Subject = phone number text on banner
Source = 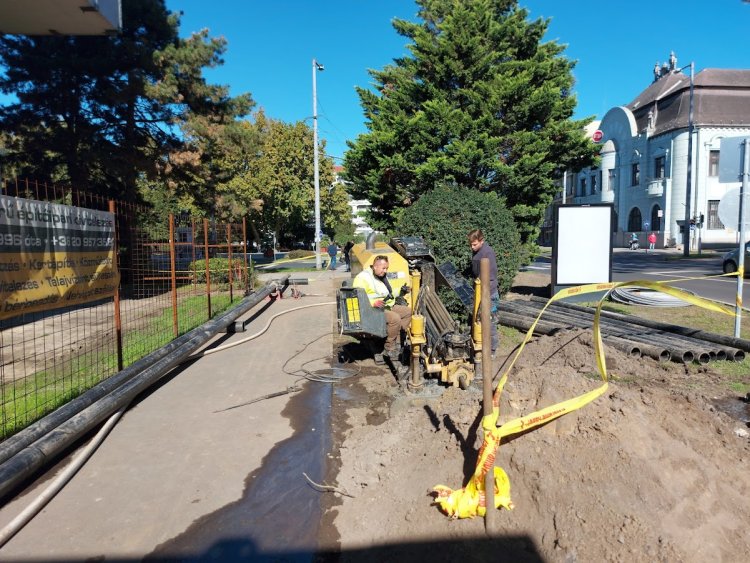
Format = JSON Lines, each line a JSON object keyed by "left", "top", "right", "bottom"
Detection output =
{"left": 0, "top": 195, "right": 120, "bottom": 320}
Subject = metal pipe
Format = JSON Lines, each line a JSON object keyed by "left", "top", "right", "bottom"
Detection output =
{"left": 0, "top": 276, "right": 289, "bottom": 491}
{"left": 532, "top": 296, "right": 750, "bottom": 353}
{"left": 170, "top": 213, "right": 178, "bottom": 337}
{"left": 499, "top": 310, "right": 646, "bottom": 359}
{"left": 512, "top": 300, "right": 726, "bottom": 362}
{"left": 109, "top": 200, "right": 123, "bottom": 372}
{"left": 500, "top": 302, "right": 683, "bottom": 362}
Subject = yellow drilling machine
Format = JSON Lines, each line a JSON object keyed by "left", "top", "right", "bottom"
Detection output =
{"left": 337, "top": 235, "right": 487, "bottom": 391}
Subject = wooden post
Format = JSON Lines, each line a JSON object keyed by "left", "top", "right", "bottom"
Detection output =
{"left": 480, "top": 257, "right": 496, "bottom": 531}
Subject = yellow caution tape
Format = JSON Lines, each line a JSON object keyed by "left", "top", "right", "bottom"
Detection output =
{"left": 433, "top": 274, "right": 738, "bottom": 519}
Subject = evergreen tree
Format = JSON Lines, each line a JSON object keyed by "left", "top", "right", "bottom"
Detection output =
{"left": 0, "top": 0, "right": 252, "bottom": 201}
{"left": 344, "top": 0, "right": 598, "bottom": 243}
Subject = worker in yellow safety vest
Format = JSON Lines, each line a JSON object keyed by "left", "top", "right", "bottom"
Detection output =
{"left": 353, "top": 254, "right": 411, "bottom": 364}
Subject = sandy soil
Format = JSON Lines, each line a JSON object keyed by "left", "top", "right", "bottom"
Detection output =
{"left": 322, "top": 272, "right": 750, "bottom": 562}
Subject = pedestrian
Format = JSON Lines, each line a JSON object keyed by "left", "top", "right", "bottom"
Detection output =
{"left": 327, "top": 240, "right": 339, "bottom": 270}
{"left": 353, "top": 255, "right": 411, "bottom": 365}
{"left": 343, "top": 240, "right": 354, "bottom": 272}
{"left": 648, "top": 232, "right": 657, "bottom": 251}
{"left": 468, "top": 229, "right": 499, "bottom": 358}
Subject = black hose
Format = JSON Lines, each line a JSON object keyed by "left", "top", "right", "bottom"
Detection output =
{"left": 0, "top": 275, "right": 289, "bottom": 501}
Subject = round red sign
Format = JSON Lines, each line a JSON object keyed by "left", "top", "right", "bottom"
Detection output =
{"left": 592, "top": 130, "right": 603, "bottom": 143}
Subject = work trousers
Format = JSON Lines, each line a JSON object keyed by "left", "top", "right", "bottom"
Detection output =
{"left": 384, "top": 304, "right": 412, "bottom": 351}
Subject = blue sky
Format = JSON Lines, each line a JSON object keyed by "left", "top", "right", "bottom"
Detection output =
{"left": 168, "top": 1, "right": 750, "bottom": 162}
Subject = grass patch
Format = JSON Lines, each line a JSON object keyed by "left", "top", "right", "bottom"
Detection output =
{"left": 663, "top": 251, "right": 721, "bottom": 261}
{"left": 1, "top": 292, "right": 240, "bottom": 439}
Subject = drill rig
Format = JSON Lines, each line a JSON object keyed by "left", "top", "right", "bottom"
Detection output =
{"left": 337, "top": 235, "right": 486, "bottom": 390}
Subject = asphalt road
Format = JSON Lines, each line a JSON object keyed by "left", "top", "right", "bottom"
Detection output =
{"left": 526, "top": 248, "right": 749, "bottom": 309}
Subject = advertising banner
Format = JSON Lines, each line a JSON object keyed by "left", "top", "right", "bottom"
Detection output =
{"left": 0, "top": 195, "right": 120, "bottom": 320}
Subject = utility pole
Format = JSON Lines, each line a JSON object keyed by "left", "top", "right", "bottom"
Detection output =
{"left": 734, "top": 139, "right": 749, "bottom": 337}
{"left": 682, "top": 62, "right": 695, "bottom": 257}
{"left": 312, "top": 59, "right": 324, "bottom": 270}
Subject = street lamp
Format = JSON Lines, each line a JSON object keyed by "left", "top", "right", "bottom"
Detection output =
{"left": 682, "top": 61, "right": 695, "bottom": 257}
{"left": 312, "top": 58, "right": 324, "bottom": 270}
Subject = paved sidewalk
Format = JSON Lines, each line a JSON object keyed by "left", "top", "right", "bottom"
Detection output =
{"left": 0, "top": 270, "right": 351, "bottom": 561}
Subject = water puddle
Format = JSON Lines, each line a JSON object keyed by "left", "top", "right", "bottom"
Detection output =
{"left": 712, "top": 394, "right": 750, "bottom": 427}
{"left": 146, "top": 381, "right": 332, "bottom": 562}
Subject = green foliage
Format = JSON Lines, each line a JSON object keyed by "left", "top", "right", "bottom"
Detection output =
{"left": 218, "top": 111, "right": 339, "bottom": 246}
{"left": 396, "top": 185, "right": 521, "bottom": 296}
{"left": 0, "top": 0, "right": 252, "bottom": 201}
{"left": 190, "top": 257, "right": 253, "bottom": 286}
{"left": 343, "top": 0, "right": 599, "bottom": 243}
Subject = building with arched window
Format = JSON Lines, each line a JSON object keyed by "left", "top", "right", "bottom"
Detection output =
{"left": 547, "top": 54, "right": 750, "bottom": 249}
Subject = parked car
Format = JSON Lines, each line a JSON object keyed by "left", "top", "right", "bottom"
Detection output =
{"left": 722, "top": 242, "right": 750, "bottom": 274}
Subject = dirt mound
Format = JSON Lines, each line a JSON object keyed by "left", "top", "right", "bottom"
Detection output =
{"left": 325, "top": 327, "right": 750, "bottom": 562}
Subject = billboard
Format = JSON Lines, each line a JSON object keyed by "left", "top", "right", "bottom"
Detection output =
{"left": 551, "top": 204, "right": 613, "bottom": 296}
{"left": 0, "top": 195, "right": 120, "bottom": 321}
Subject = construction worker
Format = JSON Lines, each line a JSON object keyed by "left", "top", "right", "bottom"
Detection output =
{"left": 353, "top": 255, "right": 411, "bottom": 364}
{"left": 468, "top": 228, "right": 499, "bottom": 358}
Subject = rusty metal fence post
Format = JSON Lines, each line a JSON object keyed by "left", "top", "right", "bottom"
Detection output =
{"left": 242, "top": 218, "right": 249, "bottom": 294}
{"left": 169, "top": 214, "right": 178, "bottom": 338}
{"left": 109, "top": 200, "right": 123, "bottom": 371}
{"left": 203, "top": 218, "right": 211, "bottom": 319}
{"left": 227, "top": 224, "right": 233, "bottom": 303}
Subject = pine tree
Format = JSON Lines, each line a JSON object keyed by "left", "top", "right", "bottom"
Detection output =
{"left": 0, "top": 0, "right": 251, "bottom": 201}
{"left": 344, "top": 0, "right": 598, "bottom": 243}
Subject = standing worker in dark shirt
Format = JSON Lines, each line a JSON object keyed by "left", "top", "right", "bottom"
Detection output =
{"left": 343, "top": 240, "right": 354, "bottom": 272}
{"left": 468, "top": 229, "right": 499, "bottom": 357}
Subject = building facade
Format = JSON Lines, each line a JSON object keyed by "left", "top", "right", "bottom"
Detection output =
{"left": 549, "top": 55, "right": 750, "bottom": 249}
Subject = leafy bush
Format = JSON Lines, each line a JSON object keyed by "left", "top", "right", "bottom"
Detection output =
{"left": 190, "top": 257, "right": 254, "bottom": 286}
{"left": 288, "top": 249, "right": 315, "bottom": 259}
{"left": 395, "top": 185, "right": 522, "bottom": 297}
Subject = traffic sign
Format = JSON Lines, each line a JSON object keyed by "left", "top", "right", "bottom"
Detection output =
{"left": 592, "top": 130, "right": 603, "bottom": 143}
{"left": 719, "top": 136, "right": 750, "bottom": 183}
{"left": 643, "top": 221, "right": 650, "bottom": 230}
{"left": 718, "top": 187, "right": 750, "bottom": 231}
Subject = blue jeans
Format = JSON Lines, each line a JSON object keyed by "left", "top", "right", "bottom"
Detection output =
{"left": 477, "top": 293, "right": 500, "bottom": 351}
{"left": 328, "top": 254, "right": 337, "bottom": 269}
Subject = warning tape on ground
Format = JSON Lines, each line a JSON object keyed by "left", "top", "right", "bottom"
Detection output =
{"left": 433, "top": 274, "right": 738, "bottom": 519}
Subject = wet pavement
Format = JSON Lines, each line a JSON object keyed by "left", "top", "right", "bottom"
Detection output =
{"left": 0, "top": 267, "right": 352, "bottom": 561}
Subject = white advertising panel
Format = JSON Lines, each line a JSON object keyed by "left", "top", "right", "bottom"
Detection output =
{"left": 553, "top": 205, "right": 612, "bottom": 286}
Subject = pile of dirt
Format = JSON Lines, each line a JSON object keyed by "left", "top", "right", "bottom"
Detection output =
{"left": 322, "top": 275, "right": 750, "bottom": 562}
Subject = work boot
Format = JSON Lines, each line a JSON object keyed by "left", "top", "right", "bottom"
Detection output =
{"left": 385, "top": 346, "right": 401, "bottom": 361}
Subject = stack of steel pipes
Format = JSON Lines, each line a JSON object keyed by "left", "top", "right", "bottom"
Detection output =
{"left": 498, "top": 297, "right": 748, "bottom": 365}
